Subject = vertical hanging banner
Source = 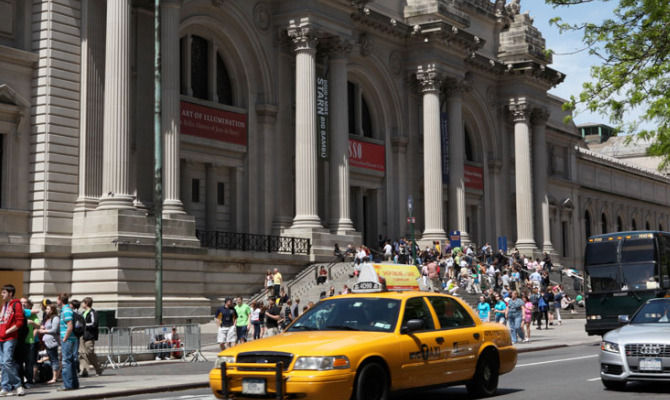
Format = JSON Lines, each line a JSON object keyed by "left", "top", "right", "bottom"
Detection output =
{"left": 316, "top": 75, "right": 329, "bottom": 159}
{"left": 440, "top": 112, "right": 449, "bottom": 183}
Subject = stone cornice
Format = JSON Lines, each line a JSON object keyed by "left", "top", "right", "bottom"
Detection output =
{"left": 0, "top": 45, "right": 38, "bottom": 69}
{"left": 576, "top": 146, "right": 670, "bottom": 184}
{"left": 350, "top": 6, "right": 412, "bottom": 39}
{"left": 502, "top": 61, "right": 565, "bottom": 89}
{"left": 412, "top": 21, "right": 485, "bottom": 55}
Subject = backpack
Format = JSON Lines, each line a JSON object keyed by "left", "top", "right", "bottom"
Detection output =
{"left": 73, "top": 312, "right": 86, "bottom": 337}
{"left": 538, "top": 296, "right": 548, "bottom": 311}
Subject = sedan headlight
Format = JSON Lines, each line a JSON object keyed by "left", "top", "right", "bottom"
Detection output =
{"left": 601, "top": 341, "right": 620, "bottom": 353}
{"left": 293, "top": 356, "right": 350, "bottom": 370}
{"left": 587, "top": 315, "right": 602, "bottom": 320}
{"left": 214, "top": 355, "right": 235, "bottom": 368}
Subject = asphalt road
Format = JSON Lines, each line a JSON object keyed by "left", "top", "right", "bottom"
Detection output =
{"left": 120, "top": 343, "right": 670, "bottom": 400}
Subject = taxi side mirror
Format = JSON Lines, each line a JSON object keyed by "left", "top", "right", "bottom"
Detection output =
{"left": 402, "top": 319, "right": 424, "bottom": 334}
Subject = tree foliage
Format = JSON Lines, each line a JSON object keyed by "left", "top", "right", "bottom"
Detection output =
{"left": 546, "top": 0, "right": 670, "bottom": 167}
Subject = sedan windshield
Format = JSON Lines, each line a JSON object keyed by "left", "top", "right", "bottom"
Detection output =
{"left": 631, "top": 299, "right": 670, "bottom": 324}
{"left": 287, "top": 298, "right": 401, "bottom": 333}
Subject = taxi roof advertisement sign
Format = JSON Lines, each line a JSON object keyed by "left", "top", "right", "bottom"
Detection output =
{"left": 372, "top": 263, "right": 420, "bottom": 290}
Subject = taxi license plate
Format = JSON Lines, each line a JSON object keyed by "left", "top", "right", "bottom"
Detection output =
{"left": 242, "top": 378, "right": 266, "bottom": 395}
{"left": 639, "top": 358, "right": 662, "bottom": 371}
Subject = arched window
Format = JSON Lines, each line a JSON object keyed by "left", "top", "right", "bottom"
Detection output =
{"left": 659, "top": 224, "right": 663, "bottom": 232}
{"left": 585, "top": 211, "right": 591, "bottom": 237}
{"left": 190, "top": 35, "right": 209, "bottom": 100}
{"left": 181, "top": 35, "right": 235, "bottom": 106}
{"left": 465, "top": 127, "right": 474, "bottom": 162}
{"left": 601, "top": 213, "right": 607, "bottom": 234}
{"left": 347, "top": 81, "right": 375, "bottom": 138}
{"left": 216, "top": 54, "right": 233, "bottom": 106}
{"left": 645, "top": 221, "right": 651, "bottom": 230}
{"left": 632, "top": 219, "right": 637, "bottom": 230}
{"left": 616, "top": 216, "right": 623, "bottom": 232}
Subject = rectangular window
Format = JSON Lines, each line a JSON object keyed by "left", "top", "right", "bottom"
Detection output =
{"left": 217, "top": 182, "right": 225, "bottom": 205}
{"left": 562, "top": 221, "right": 568, "bottom": 257}
{"left": 191, "top": 178, "right": 200, "bottom": 203}
{"left": 0, "top": 135, "right": 3, "bottom": 208}
{"left": 347, "top": 81, "right": 356, "bottom": 134}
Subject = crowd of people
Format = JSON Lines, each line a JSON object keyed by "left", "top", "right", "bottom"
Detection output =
{"left": 0, "top": 284, "right": 104, "bottom": 396}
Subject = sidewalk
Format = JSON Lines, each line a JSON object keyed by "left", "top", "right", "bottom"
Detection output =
{"left": 25, "top": 320, "right": 595, "bottom": 399}
{"left": 510, "top": 318, "right": 600, "bottom": 353}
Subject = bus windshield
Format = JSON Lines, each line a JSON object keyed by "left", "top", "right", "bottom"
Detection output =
{"left": 621, "top": 262, "right": 659, "bottom": 291}
{"left": 587, "top": 265, "right": 619, "bottom": 292}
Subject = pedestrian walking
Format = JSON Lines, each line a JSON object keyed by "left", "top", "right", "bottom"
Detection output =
{"left": 234, "top": 298, "right": 251, "bottom": 344}
{"left": 79, "top": 297, "right": 103, "bottom": 377}
{"left": 250, "top": 301, "right": 262, "bottom": 340}
{"left": 0, "top": 284, "right": 26, "bottom": 396}
{"left": 493, "top": 294, "right": 507, "bottom": 324}
{"left": 477, "top": 296, "right": 490, "bottom": 322}
{"left": 37, "top": 303, "right": 60, "bottom": 384}
{"left": 57, "top": 293, "right": 79, "bottom": 391}
{"left": 264, "top": 297, "right": 281, "bottom": 337}
{"left": 505, "top": 291, "right": 525, "bottom": 344}
{"left": 522, "top": 294, "right": 533, "bottom": 342}
{"left": 17, "top": 298, "right": 39, "bottom": 389}
{"left": 215, "top": 299, "right": 237, "bottom": 350}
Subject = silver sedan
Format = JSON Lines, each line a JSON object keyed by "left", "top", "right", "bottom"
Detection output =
{"left": 599, "top": 298, "right": 670, "bottom": 390}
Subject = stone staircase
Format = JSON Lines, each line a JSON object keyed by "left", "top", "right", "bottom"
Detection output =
{"left": 249, "top": 259, "right": 358, "bottom": 305}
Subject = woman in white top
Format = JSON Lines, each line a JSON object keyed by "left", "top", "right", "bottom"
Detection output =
{"left": 37, "top": 304, "right": 60, "bottom": 384}
{"left": 250, "top": 301, "right": 262, "bottom": 340}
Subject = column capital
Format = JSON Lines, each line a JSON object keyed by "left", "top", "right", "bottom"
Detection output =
{"left": 416, "top": 64, "right": 442, "bottom": 94}
{"left": 321, "top": 37, "right": 353, "bottom": 59}
{"left": 288, "top": 18, "right": 318, "bottom": 53}
{"left": 444, "top": 78, "right": 470, "bottom": 100}
{"left": 531, "top": 107, "right": 550, "bottom": 126}
{"left": 509, "top": 97, "right": 530, "bottom": 123}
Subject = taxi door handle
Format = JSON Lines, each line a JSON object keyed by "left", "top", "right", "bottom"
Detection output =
{"left": 473, "top": 333, "right": 480, "bottom": 340}
{"left": 436, "top": 337, "right": 444, "bottom": 344}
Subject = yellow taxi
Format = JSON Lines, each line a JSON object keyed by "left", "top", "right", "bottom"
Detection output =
{"left": 209, "top": 284, "right": 516, "bottom": 399}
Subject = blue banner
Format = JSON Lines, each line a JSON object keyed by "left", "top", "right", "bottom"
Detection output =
{"left": 449, "top": 231, "right": 461, "bottom": 250}
{"left": 440, "top": 112, "right": 449, "bottom": 183}
{"left": 497, "top": 236, "right": 508, "bottom": 253}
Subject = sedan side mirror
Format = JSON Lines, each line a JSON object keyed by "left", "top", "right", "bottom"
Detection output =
{"left": 402, "top": 319, "right": 425, "bottom": 334}
{"left": 617, "top": 314, "right": 630, "bottom": 324}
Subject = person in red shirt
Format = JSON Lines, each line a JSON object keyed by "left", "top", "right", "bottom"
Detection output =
{"left": 0, "top": 284, "right": 26, "bottom": 396}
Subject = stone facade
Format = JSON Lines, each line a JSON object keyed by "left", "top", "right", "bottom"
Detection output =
{"left": 1, "top": 0, "right": 669, "bottom": 323}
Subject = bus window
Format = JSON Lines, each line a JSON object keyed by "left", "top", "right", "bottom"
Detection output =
{"left": 621, "top": 263, "right": 659, "bottom": 291}
{"left": 585, "top": 241, "right": 618, "bottom": 265}
{"left": 621, "top": 238, "right": 655, "bottom": 263}
{"left": 661, "top": 235, "right": 670, "bottom": 288}
{"left": 586, "top": 265, "right": 619, "bottom": 292}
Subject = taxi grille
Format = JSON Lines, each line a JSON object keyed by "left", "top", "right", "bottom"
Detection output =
{"left": 236, "top": 351, "right": 293, "bottom": 371}
{"left": 625, "top": 344, "right": 670, "bottom": 358}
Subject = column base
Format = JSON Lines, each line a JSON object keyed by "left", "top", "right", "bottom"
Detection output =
{"left": 514, "top": 240, "right": 538, "bottom": 258}
{"left": 289, "top": 214, "right": 323, "bottom": 230}
{"left": 163, "top": 199, "right": 186, "bottom": 215}
{"left": 271, "top": 216, "right": 293, "bottom": 236}
{"left": 97, "top": 194, "right": 135, "bottom": 210}
{"left": 74, "top": 196, "right": 99, "bottom": 212}
{"left": 542, "top": 242, "right": 555, "bottom": 255}
{"left": 422, "top": 229, "right": 447, "bottom": 241}
{"left": 328, "top": 218, "right": 356, "bottom": 235}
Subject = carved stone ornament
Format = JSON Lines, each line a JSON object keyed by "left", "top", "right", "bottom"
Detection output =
{"left": 531, "top": 107, "right": 550, "bottom": 125}
{"left": 506, "top": 0, "right": 521, "bottom": 16}
{"left": 416, "top": 64, "right": 441, "bottom": 94}
{"left": 358, "top": 32, "right": 372, "bottom": 57}
{"left": 253, "top": 2, "right": 271, "bottom": 32}
{"left": 389, "top": 51, "right": 402, "bottom": 76}
{"left": 509, "top": 97, "right": 529, "bottom": 123}
{"left": 211, "top": 0, "right": 224, "bottom": 7}
{"left": 288, "top": 19, "right": 318, "bottom": 52}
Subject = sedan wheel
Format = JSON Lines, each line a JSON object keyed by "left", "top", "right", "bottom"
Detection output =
{"left": 466, "top": 353, "right": 499, "bottom": 398}
{"left": 353, "top": 362, "right": 388, "bottom": 400}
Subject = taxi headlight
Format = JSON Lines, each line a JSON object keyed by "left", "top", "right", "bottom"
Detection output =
{"left": 587, "top": 315, "right": 602, "bottom": 320}
{"left": 214, "top": 356, "right": 235, "bottom": 369}
{"left": 293, "top": 356, "right": 350, "bottom": 370}
{"left": 601, "top": 341, "right": 620, "bottom": 354}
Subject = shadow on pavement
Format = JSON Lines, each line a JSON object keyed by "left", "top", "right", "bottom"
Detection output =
{"left": 392, "top": 387, "right": 523, "bottom": 399}
{"left": 607, "top": 381, "right": 670, "bottom": 395}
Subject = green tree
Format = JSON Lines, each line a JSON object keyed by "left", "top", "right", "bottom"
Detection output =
{"left": 546, "top": 0, "right": 670, "bottom": 167}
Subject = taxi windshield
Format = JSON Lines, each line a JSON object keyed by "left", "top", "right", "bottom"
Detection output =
{"left": 287, "top": 298, "right": 401, "bottom": 333}
{"left": 631, "top": 300, "right": 670, "bottom": 324}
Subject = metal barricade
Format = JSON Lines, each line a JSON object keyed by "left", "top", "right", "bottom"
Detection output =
{"left": 110, "top": 327, "right": 136, "bottom": 367}
{"left": 96, "top": 327, "right": 118, "bottom": 370}
{"left": 127, "top": 324, "right": 207, "bottom": 364}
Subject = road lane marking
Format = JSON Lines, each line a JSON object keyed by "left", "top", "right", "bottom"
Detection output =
{"left": 587, "top": 377, "right": 601, "bottom": 381}
{"left": 517, "top": 354, "right": 598, "bottom": 367}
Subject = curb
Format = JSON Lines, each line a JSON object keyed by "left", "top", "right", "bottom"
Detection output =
{"left": 57, "top": 380, "right": 210, "bottom": 400}
{"left": 517, "top": 340, "right": 600, "bottom": 354}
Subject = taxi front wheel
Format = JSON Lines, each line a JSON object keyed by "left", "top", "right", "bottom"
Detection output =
{"left": 466, "top": 352, "right": 499, "bottom": 398}
{"left": 352, "top": 362, "right": 389, "bottom": 400}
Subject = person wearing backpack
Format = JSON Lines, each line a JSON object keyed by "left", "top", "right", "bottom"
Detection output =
{"left": 79, "top": 297, "right": 102, "bottom": 377}
{"left": 537, "top": 290, "right": 550, "bottom": 330}
{"left": 0, "top": 284, "right": 26, "bottom": 396}
{"left": 529, "top": 287, "right": 542, "bottom": 330}
{"left": 57, "top": 293, "right": 79, "bottom": 391}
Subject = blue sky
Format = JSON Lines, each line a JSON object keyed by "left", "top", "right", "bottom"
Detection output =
{"left": 525, "top": 1, "right": 625, "bottom": 127}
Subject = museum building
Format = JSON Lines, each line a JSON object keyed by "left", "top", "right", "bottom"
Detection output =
{"left": 1, "top": 0, "right": 670, "bottom": 323}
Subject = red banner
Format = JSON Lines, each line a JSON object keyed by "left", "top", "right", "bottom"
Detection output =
{"left": 348, "top": 139, "right": 385, "bottom": 172}
{"left": 464, "top": 165, "right": 484, "bottom": 190}
{"left": 180, "top": 101, "right": 247, "bottom": 146}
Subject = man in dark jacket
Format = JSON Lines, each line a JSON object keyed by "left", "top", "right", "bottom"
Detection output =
{"left": 0, "top": 284, "right": 26, "bottom": 396}
{"left": 78, "top": 297, "right": 102, "bottom": 377}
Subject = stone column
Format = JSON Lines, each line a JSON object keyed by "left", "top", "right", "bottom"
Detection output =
{"left": 233, "top": 167, "right": 245, "bottom": 232}
{"left": 99, "top": 0, "right": 133, "bottom": 209}
{"left": 509, "top": 98, "right": 537, "bottom": 254}
{"left": 416, "top": 65, "right": 446, "bottom": 241}
{"left": 161, "top": 0, "right": 185, "bottom": 214}
{"left": 76, "top": 0, "right": 105, "bottom": 211}
{"left": 532, "top": 108, "right": 554, "bottom": 253}
{"left": 287, "top": 19, "right": 322, "bottom": 230}
{"left": 445, "top": 82, "right": 469, "bottom": 243}
{"left": 328, "top": 43, "right": 355, "bottom": 234}
{"left": 205, "top": 163, "right": 217, "bottom": 232}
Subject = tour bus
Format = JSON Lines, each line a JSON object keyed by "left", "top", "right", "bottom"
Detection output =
{"left": 584, "top": 231, "right": 670, "bottom": 336}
